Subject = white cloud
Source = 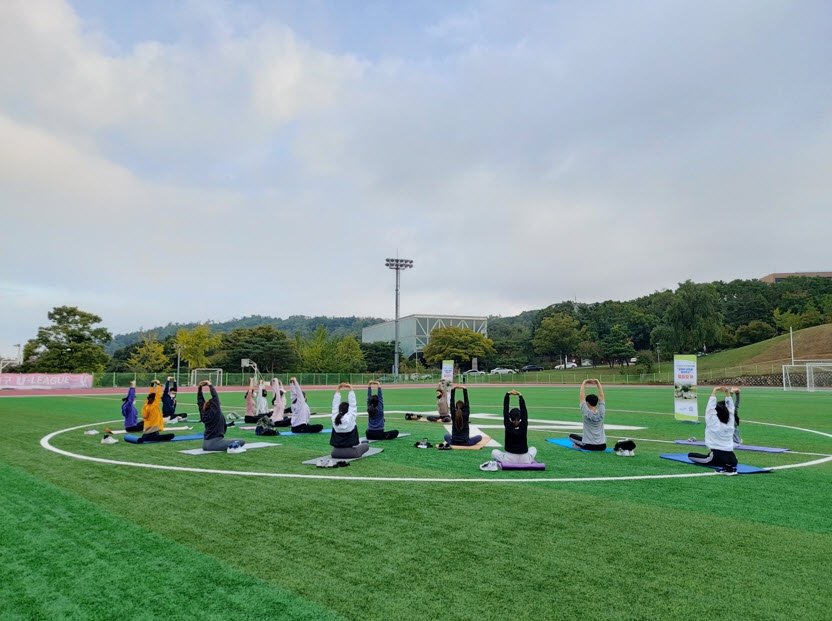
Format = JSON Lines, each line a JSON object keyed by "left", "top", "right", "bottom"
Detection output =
{"left": 1, "top": 0, "right": 831, "bottom": 347}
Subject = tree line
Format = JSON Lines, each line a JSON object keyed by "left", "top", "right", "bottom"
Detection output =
{"left": 11, "top": 277, "right": 832, "bottom": 375}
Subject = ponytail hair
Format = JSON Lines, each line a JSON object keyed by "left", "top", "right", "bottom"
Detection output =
{"left": 146, "top": 392, "right": 156, "bottom": 405}
{"left": 715, "top": 401, "right": 730, "bottom": 424}
{"left": 336, "top": 401, "right": 349, "bottom": 425}
{"left": 367, "top": 404, "right": 378, "bottom": 418}
{"left": 455, "top": 400, "right": 464, "bottom": 429}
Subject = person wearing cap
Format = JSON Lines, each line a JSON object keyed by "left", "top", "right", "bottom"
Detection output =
{"left": 491, "top": 390, "right": 537, "bottom": 464}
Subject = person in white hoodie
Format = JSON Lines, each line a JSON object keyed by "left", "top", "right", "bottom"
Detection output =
{"left": 255, "top": 379, "right": 270, "bottom": 417}
{"left": 289, "top": 377, "right": 324, "bottom": 433}
{"left": 687, "top": 385, "right": 738, "bottom": 474}
{"left": 330, "top": 382, "right": 370, "bottom": 459}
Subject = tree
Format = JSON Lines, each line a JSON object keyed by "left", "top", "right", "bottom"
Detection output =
{"left": 175, "top": 325, "right": 221, "bottom": 369}
{"left": 650, "top": 325, "right": 675, "bottom": 356}
{"left": 127, "top": 336, "right": 171, "bottom": 372}
{"left": 665, "top": 280, "right": 722, "bottom": 352}
{"left": 799, "top": 302, "right": 824, "bottom": 329}
{"left": 772, "top": 308, "right": 801, "bottom": 334}
{"left": 532, "top": 313, "right": 584, "bottom": 364}
{"left": 295, "top": 326, "right": 336, "bottom": 373}
{"left": 215, "top": 325, "right": 298, "bottom": 373}
{"left": 600, "top": 325, "right": 637, "bottom": 367}
{"left": 22, "top": 306, "right": 112, "bottom": 372}
{"left": 334, "top": 336, "right": 366, "bottom": 373}
{"left": 633, "top": 350, "right": 655, "bottom": 374}
{"left": 423, "top": 327, "right": 496, "bottom": 366}
{"left": 360, "top": 341, "right": 395, "bottom": 373}
{"left": 734, "top": 321, "right": 776, "bottom": 347}
{"left": 576, "top": 340, "right": 602, "bottom": 367}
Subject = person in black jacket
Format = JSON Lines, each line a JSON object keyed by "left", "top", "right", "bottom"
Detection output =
{"left": 442, "top": 386, "right": 482, "bottom": 446}
{"left": 330, "top": 382, "right": 370, "bottom": 459}
{"left": 198, "top": 381, "right": 245, "bottom": 452}
{"left": 491, "top": 390, "right": 537, "bottom": 464}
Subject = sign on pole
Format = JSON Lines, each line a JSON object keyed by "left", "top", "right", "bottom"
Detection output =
{"left": 441, "top": 360, "right": 454, "bottom": 383}
{"left": 673, "top": 355, "right": 698, "bottom": 422}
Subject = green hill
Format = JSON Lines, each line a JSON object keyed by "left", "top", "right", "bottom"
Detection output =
{"left": 698, "top": 323, "right": 832, "bottom": 373}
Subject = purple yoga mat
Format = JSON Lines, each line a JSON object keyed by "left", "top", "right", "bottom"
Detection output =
{"left": 498, "top": 461, "right": 546, "bottom": 470}
{"left": 674, "top": 440, "right": 789, "bottom": 453}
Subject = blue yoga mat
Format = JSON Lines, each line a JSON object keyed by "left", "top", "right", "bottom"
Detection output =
{"left": 124, "top": 433, "right": 204, "bottom": 444}
{"left": 660, "top": 453, "right": 771, "bottom": 474}
{"left": 546, "top": 438, "right": 613, "bottom": 453}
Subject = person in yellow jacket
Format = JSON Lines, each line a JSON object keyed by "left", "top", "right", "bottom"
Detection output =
{"left": 139, "top": 380, "right": 175, "bottom": 443}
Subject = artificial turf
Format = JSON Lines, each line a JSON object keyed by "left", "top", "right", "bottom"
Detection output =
{"left": 1, "top": 386, "right": 831, "bottom": 620}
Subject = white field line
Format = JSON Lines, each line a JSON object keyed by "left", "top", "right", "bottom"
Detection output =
{"left": 40, "top": 417, "right": 832, "bottom": 483}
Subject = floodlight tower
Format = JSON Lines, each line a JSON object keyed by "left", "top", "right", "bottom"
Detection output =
{"left": 385, "top": 257, "right": 414, "bottom": 376}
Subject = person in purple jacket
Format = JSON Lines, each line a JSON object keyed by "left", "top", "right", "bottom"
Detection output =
{"left": 121, "top": 381, "right": 143, "bottom": 432}
{"left": 365, "top": 380, "right": 399, "bottom": 440}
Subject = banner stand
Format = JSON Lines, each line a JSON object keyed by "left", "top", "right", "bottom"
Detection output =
{"left": 673, "top": 355, "right": 699, "bottom": 423}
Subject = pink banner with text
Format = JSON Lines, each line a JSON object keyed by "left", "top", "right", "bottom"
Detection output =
{"left": 0, "top": 373, "right": 94, "bottom": 390}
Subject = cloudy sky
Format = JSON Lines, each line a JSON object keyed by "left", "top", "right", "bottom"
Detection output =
{"left": 1, "top": 0, "right": 831, "bottom": 353}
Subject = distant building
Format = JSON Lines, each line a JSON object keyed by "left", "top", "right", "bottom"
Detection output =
{"left": 362, "top": 314, "right": 488, "bottom": 358}
{"left": 759, "top": 272, "right": 832, "bottom": 284}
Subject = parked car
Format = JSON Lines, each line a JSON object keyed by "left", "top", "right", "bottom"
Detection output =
{"left": 521, "top": 365, "right": 544, "bottom": 372}
{"left": 554, "top": 362, "right": 578, "bottom": 370}
{"left": 407, "top": 373, "right": 433, "bottom": 380}
{"left": 377, "top": 376, "right": 395, "bottom": 383}
{"left": 463, "top": 370, "right": 486, "bottom": 376}
{"left": 489, "top": 367, "right": 516, "bottom": 375}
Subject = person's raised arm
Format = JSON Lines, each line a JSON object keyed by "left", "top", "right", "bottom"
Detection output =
{"left": 580, "top": 379, "right": 587, "bottom": 404}
{"left": 462, "top": 387, "right": 469, "bottom": 408}
{"left": 208, "top": 383, "right": 220, "bottom": 407}
{"left": 164, "top": 378, "right": 171, "bottom": 396}
{"left": 595, "top": 379, "right": 605, "bottom": 403}
{"left": 348, "top": 389, "right": 357, "bottom": 415}
{"left": 332, "top": 388, "right": 342, "bottom": 415}
{"left": 450, "top": 387, "right": 456, "bottom": 405}
{"left": 519, "top": 394, "right": 527, "bottom": 421}
{"left": 503, "top": 392, "right": 511, "bottom": 422}
{"left": 197, "top": 381, "right": 206, "bottom": 409}
{"left": 377, "top": 386, "right": 383, "bottom": 411}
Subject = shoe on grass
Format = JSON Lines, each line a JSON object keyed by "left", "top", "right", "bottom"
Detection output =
{"left": 84, "top": 429, "right": 99, "bottom": 435}
{"left": 718, "top": 466, "right": 737, "bottom": 476}
{"left": 100, "top": 435, "right": 118, "bottom": 445}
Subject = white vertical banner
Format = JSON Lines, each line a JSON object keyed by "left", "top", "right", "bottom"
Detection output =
{"left": 673, "top": 355, "right": 698, "bottom": 422}
{"left": 441, "top": 360, "right": 454, "bottom": 383}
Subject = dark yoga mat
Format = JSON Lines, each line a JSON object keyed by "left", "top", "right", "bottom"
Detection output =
{"left": 660, "top": 453, "right": 771, "bottom": 474}
{"left": 124, "top": 433, "right": 204, "bottom": 444}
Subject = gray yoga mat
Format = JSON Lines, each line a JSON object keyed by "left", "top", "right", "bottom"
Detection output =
{"left": 302, "top": 446, "right": 384, "bottom": 466}
{"left": 178, "top": 442, "right": 280, "bottom": 455}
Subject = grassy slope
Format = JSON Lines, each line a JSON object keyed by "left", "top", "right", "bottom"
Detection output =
{"left": 699, "top": 322, "right": 832, "bottom": 371}
{"left": 1, "top": 387, "right": 832, "bottom": 620}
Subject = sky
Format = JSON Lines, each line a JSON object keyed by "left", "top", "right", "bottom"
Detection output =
{"left": 2, "top": 0, "right": 831, "bottom": 355}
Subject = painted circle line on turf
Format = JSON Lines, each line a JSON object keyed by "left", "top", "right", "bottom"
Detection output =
{"left": 40, "top": 418, "right": 832, "bottom": 483}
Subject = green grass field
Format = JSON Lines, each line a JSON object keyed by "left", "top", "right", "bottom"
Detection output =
{"left": 2, "top": 386, "right": 831, "bottom": 620}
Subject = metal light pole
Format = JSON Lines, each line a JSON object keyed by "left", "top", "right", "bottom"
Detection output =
{"left": 656, "top": 344, "right": 661, "bottom": 374}
{"left": 385, "top": 257, "right": 413, "bottom": 376}
{"left": 14, "top": 344, "right": 21, "bottom": 364}
{"left": 175, "top": 344, "right": 183, "bottom": 386}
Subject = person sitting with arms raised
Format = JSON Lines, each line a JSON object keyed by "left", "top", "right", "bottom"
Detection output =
{"left": 443, "top": 386, "right": 482, "bottom": 446}
{"left": 198, "top": 380, "right": 245, "bottom": 452}
{"left": 289, "top": 377, "right": 324, "bottom": 433}
{"left": 121, "top": 381, "right": 143, "bottom": 432}
{"left": 492, "top": 390, "right": 537, "bottom": 464}
{"left": 569, "top": 379, "right": 607, "bottom": 451}
{"left": 688, "top": 386, "right": 738, "bottom": 474}
{"left": 366, "top": 380, "right": 399, "bottom": 440}
{"left": 162, "top": 376, "right": 186, "bottom": 424}
{"left": 255, "top": 378, "right": 270, "bottom": 418}
{"left": 330, "top": 382, "right": 370, "bottom": 459}
{"left": 243, "top": 378, "right": 261, "bottom": 423}
{"left": 270, "top": 378, "right": 292, "bottom": 427}
{"left": 138, "top": 379, "right": 174, "bottom": 443}
{"left": 425, "top": 384, "right": 452, "bottom": 423}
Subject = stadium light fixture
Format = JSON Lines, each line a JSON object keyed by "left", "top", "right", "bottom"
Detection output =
{"left": 385, "top": 257, "right": 414, "bottom": 376}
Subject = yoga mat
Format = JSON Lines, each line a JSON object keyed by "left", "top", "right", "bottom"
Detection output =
{"left": 660, "top": 453, "right": 771, "bottom": 474}
{"left": 498, "top": 461, "right": 546, "bottom": 471}
{"left": 674, "top": 440, "right": 789, "bottom": 453}
{"left": 178, "top": 442, "right": 280, "bottom": 455}
{"left": 302, "top": 446, "right": 384, "bottom": 466}
{"left": 238, "top": 426, "right": 332, "bottom": 435}
{"left": 443, "top": 424, "right": 501, "bottom": 448}
{"left": 450, "top": 435, "right": 493, "bottom": 450}
{"left": 359, "top": 432, "right": 411, "bottom": 443}
{"left": 124, "top": 433, "right": 204, "bottom": 444}
{"left": 546, "top": 438, "right": 613, "bottom": 453}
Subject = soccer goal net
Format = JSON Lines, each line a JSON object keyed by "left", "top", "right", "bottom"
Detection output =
{"left": 782, "top": 363, "right": 832, "bottom": 392}
{"left": 189, "top": 368, "right": 224, "bottom": 387}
